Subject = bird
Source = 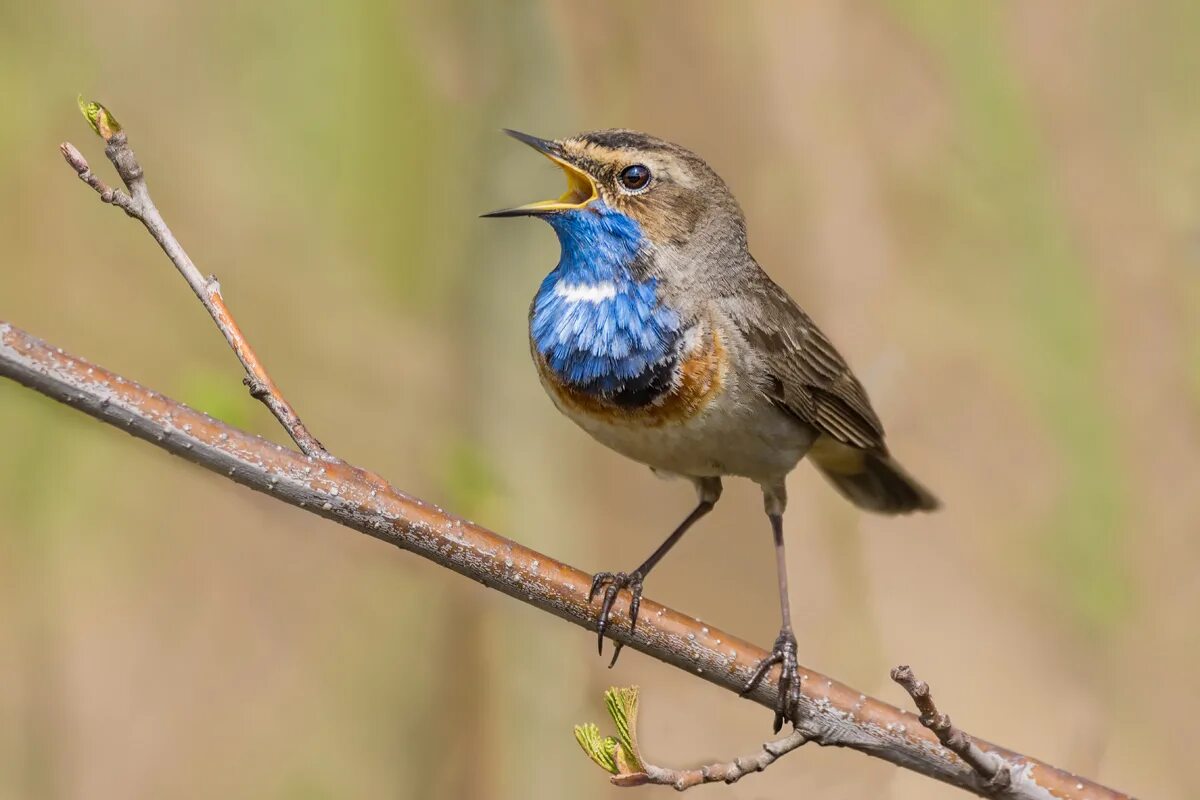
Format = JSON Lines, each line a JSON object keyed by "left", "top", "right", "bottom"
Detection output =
{"left": 485, "top": 128, "right": 939, "bottom": 732}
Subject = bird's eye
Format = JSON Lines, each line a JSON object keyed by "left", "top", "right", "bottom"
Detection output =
{"left": 618, "top": 164, "right": 651, "bottom": 192}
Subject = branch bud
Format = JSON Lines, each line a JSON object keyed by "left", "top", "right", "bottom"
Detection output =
{"left": 77, "top": 96, "right": 123, "bottom": 142}
{"left": 59, "top": 142, "right": 89, "bottom": 174}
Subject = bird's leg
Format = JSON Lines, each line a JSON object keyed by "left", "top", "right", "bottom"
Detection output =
{"left": 589, "top": 500, "right": 712, "bottom": 667}
{"left": 742, "top": 486, "right": 802, "bottom": 732}
{"left": 590, "top": 477, "right": 721, "bottom": 667}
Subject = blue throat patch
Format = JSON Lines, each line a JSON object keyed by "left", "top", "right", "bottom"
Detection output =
{"left": 530, "top": 203, "right": 682, "bottom": 404}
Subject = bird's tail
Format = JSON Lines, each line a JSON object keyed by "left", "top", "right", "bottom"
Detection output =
{"left": 808, "top": 437, "right": 939, "bottom": 515}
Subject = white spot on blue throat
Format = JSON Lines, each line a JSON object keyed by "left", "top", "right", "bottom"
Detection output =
{"left": 554, "top": 281, "right": 617, "bottom": 303}
{"left": 530, "top": 203, "right": 681, "bottom": 395}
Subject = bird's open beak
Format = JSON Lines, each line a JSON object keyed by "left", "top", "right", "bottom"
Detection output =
{"left": 482, "top": 129, "right": 598, "bottom": 218}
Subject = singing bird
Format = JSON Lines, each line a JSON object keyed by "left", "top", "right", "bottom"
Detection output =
{"left": 485, "top": 129, "right": 938, "bottom": 731}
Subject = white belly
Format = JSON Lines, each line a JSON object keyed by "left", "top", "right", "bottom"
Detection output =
{"left": 558, "top": 385, "right": 814, "bottom": 483}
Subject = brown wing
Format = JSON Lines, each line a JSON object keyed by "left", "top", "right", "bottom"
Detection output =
{"left": 737, "top": 277, "right": 886, "bottom": 451}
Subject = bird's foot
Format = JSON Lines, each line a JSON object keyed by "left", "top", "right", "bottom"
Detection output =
{"left": 587, "top": 570, "right": 645, "bottom": 668}
{"left": 741, "top": 627, "right": 802, "bottom": 733}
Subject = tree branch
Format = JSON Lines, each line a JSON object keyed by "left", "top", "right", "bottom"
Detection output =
{"left": 0, "top": 102, "right": 1133, "bottom": 797}
{"left": 574, "top": 684, "right": 811, "bottom": 790}
{"left": 618, "top": 728, "right": 810, "bottom": 790}
{"left": 0, "top": 321, "right": 1131, "bottom": 800}
{"left": 61, "top": 100, "right": 329, "bottom": 460}
{"left": 892, "top": 665, "right": 1013, "bottom": 794}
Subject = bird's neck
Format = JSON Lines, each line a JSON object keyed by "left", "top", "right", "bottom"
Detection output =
{"left": 531, "top": 205, "right": 681, "bottom": 400}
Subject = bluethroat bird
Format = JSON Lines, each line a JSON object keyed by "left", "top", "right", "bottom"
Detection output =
{"left": 485, "top": 129, "right": 939, "bottom": 732}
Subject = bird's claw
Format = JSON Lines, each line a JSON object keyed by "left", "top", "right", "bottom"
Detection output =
{"left": 741, "top": 628, "right": 802, "bottom": 733}
{"left": 587, "top": 570, "right": 644, "bottom": 668}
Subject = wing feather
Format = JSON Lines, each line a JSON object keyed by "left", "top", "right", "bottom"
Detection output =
{"left": 736, "top": 277, "right": 886, "bottom": 451}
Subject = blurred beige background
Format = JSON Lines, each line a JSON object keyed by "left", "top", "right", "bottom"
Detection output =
{"left": 2, "top": 1, "right": 1198, "bottom": 798}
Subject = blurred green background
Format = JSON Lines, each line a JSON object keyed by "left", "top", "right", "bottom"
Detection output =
{"left": 2, "top": 1, "right": 1198, "bottom": 798}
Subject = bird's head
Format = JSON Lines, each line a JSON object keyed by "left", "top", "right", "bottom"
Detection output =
{"left": 484, "top": 129, "right": 746, "bottom": 254}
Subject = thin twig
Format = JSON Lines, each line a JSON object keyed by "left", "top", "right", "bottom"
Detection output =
{"left": 0, "top": 321, "right": 1132, "bottom": 800}
{"left": 892, "top": 665, "right": 1014, "bottom": 794}
{"left": 615, "top": 728, "right": 809, "bottom": 790}
{"left": 59, "top": 124, "right": 331, "bottom": 460}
